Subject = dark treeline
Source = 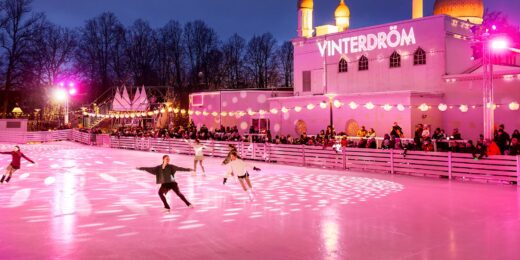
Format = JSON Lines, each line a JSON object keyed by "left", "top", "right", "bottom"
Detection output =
{"left": 0, "top": 0, "right": 294, "bottom": 115}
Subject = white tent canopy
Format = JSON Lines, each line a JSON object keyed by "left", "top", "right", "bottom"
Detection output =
{"left": 111, "top": 85, "right": 149, "bottom": 112}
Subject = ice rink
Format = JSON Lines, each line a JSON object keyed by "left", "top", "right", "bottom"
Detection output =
{"left": 0, "top": 142, "right": 519, "bottom": 259}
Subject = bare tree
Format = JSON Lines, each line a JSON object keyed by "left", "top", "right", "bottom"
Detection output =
{"left": 278, "top": 41, "right": 293, "bottom": 88}
{"left": 245, "top": 33, "right": 279, "bottom": 89}
{"left": 222, "top": 34, "right": 246, "bottom": 89}
{"left": 75, "top": 12, "right": 126, "bottom": 100}
{"left": 126, "top": 19, "right": 157, "bottom": 86}
{"left": 183, "top": 20, "right": 219, "bottom": 90}
{"left": 0, "top": 0, "right": 45, "bottom": 116}
{"left": 156, "top": 20, "right": 185, "bottom": 89}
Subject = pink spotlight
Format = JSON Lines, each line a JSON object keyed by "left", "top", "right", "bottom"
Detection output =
{"left": 491, "top": 38, "right": 509, "bottom": 51}
{"left": 59, "top": 82, "right": 65, "bottom": 87}
{"left": 68, "top": 82, "right": 75, "bottom": 87}
{"left": 68, "top": 88, "right": 77, "bottom": 95}
{"left": 491, "top": 25, "right": 497, "bottom": 31}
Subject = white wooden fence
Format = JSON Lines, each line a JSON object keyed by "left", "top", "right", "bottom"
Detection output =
{"left": 0, "top": 130, "right": 72, "bottom": 144}
{"left": 1, "top": 129, "right": 518, "bottom": 185}
{"left": 100, "top": 134, "right": 520, "bottom": 184}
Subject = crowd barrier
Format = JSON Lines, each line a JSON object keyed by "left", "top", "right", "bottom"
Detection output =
{"left": 0, "top": 130, "right": 72, "bottom": 144}
{"left": 87, "top": 132, "right": 519, "bottom": 185}
{"left": 1, "top": 129, "right": 518, "bottom": 185}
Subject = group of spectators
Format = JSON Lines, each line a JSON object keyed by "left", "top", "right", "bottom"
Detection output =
{"left": 100, "top": 121, "right": 520, "bottom": 157}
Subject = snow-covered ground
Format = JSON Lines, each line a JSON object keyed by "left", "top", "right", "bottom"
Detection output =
{"left": 0, "top": 142, "right": 519, "bottom": 259}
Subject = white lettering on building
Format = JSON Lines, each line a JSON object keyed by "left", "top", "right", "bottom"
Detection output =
{"left": 317, "top": 26, "right": 416, "bottom": 57}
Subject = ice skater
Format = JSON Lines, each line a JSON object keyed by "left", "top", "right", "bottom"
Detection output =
{"left": 136, "top": 155, "right": 194, "bottom": 212}
{"left": 1, "top": 145, "right": 35, "bottom": 184}
{"left": 184, "top": 139, "right": 208, "bottom": 176}
{"left": 223, "top": 151, "right": 261, "bottom": 199}
{"left": 222, "top": 144, "right": 240, "bottom": 165}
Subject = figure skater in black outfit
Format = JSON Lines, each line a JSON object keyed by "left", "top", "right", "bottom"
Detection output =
{"left": 137, "top": 155, "right": 194, "bottom": 212}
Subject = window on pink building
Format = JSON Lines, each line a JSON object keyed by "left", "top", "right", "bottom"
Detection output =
{"left": 302, "top": 71, "right": 311, "bottom": 92}
{"left": 359, "top": 56, "right": 368, "bottom": 71}
{"left": 191, "top": 94, "right": 203, "bottom": 106}
{"left": 390, "top": 51, "right": 401, "bottom": 68}
{"left": 414, "top": 48, "right": 426, "bottom": 65}
{"left": 338, "top": 58, "right": 348, "bottom": 73}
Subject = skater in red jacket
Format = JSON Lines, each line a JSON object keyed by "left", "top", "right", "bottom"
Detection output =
{"left": 1, "top": 146, "right": 35, "bottom": 183}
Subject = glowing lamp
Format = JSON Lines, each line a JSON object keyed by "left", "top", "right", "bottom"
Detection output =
{"left": 459, "top": 105, "right": 469, "bottom": 113}
{"left": 281, "top": 107, "right": 289, "bottom": 113}
{"left": 195, "top": 111, "right": 201, "bottom": 116}
{"left": 294, "top": 106, "right": 302, "bottom": 112}
{"left": 270, "top": 108, "right": 279, "bottom": 114}
{"left": 438, "top": 103, "right": 448, "bottom": 112}
{"left": 349, "top": 102, "right": 358, "bottom": 110}
{"left": 160, "top": 108, "right": 166, "bottom": 113}
{"left": 364, "top": 102, "right": 375, "bottom": 110}
{"left": 229, "top": 112, "right": 235, "bottom": 116}
{"left": 130, "top": 113, "right": 135, "bottom": 118}
{"left": 173, "top": 108, "right": 180, "bottom": 113}
{"left": 54, "top": 89, "right": 68, "bottom": 102}
{"left": 124, "top": 114, "right": 130, "bottom": 118}
{"left": 68, "top": 88, "right": 77, "bottom": 95}
{"left": 382, "top": 104, "right": 393, "bottom": 111}
{"left": 212, "top": 112, "right": 218, "bottom": 116}
{"left": 141, "top": 112, "right": 146, "bottom": 117}
{"left": 491, "top": 38, "right": 509, "bottom": 51}
{"left": 247, "top": 110, "right": 256, "bottom": 116}
{"left": 221, "top": 112, "right": 228, "bottom": 116}
{"left": 397, "top": 104, "right": 405, "bottom": 111}
{"left": 82, "top": 111, "right": 88, "bottom": 116}
{"left": 147, "top": 111, "right": 154, "bottom": 116}
{"left": 181, "top": 109, "right": 186, "bottom": 114}
{"left": 307, "top": 104, "right": 315, "bottom": 110}
{"left": 319, "top": 102, "right": 327, "bottom": 109}
{"left": 418, "top": 103, "right": 429, "bottom": 112}
{"left": 509, "top": 102, "right": 519, "bottom": 111}
{"left": 153, "top": 110, "right": 159, "bottom": 115}
{"left": 115, "top": 115, "right": 120, "bottom": 119}
{"left": 168, "top": 107, "right": 173, "bottom": 112}
{"left": 333, "top": 100, "right": 342, "bottom": 108}
{"left": 259, "top": 110, "right": 266, "bottom": 115}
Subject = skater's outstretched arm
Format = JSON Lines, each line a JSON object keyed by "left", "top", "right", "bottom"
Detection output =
{"left": 0, "top": 151, "right": 12, "bottom": 155}
{"left": 21, "top": 153, "right": 35, "bottom": 164}
{"left": 136, "top": 166, "right": 159, "bottom": 175}
{"left": 171, "top": 165, "right": 192, "bottom": 172}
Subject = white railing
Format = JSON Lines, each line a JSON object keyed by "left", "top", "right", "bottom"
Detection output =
{"left": 94, "top": 134, "right": 519, "bottom": 185}
{"left": 2, "top": 129, "right": 518, "bottom": 185}
{"left": 0, "top": 129, "right": 72, "bottom": 144}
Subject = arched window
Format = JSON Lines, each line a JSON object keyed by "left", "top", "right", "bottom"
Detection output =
{"left": 414, "top": 47, "right": 426, "bottom": 65}
{"left": 358, "top": 55, "right": 368, "bottom": 71}
{"left": 338, "top": 58, "right": 348, "bottom": 73}
{"left": 390, "top": 51, "right": 401, "bottom": 68}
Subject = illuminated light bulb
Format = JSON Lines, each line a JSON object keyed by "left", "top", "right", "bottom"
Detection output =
{"left": 195, "top": 111, "right": 201, "bottom": 116}
{"left": 438, "top": 103, "right": 448, "bottom": 112}
{"left": 270, "top": 108, "right": 279, "bottom": 114}
{"left": 160, "top": 108, "right": 166, "bottom": 113}
{"left": 180, "top": 109, "right": 186, "bottom": 114}
{"left": 307, "top": 104, "right": 315, "bottom": 110}
{"left": 115, "top": 115, "right": 120, "bottom": 119}
{"left": 509, "top": 102, "right": 519, "bottom": 111}
{"left": 294, "top": 106, "right": 302, "bottom": 112}
{"left": 382, "top": 104, "right": 393, "bottom": 111}
{"left": 221, "top": 112, "right": 228, "bottom": 116}
{"left": 418, "top": 103, "right": 429, "bottom": 112}
{"left": 364, "top": 102, "right": 375, "bottom": 110}
{"left": 229, "top": 112, "right": 235, "bottom": 116}
{"left": 124, "top": 114, "right": 130, "bottom": 118}
{"left": 333, "top": 100, "right": 342, "bottom": 108}
{"left": 248, "top": 110, "right": 256, "bottom": 116}
{"left": 212, "top": 112, "right": 218, "bottom": 116}
{"left": 319, "top": 102, "right": 327, "bottom": 109}
{"left": 459, "top": 105, "right": 469, "bottom": 113}
{"left": 173, "top": 108, "right": 180, "bottom": 113}
{"left": 281, "top": 107, "right": 289, "bottom": 113}
{"left": 397, "top": 104, "right": 405, "bottom": 111}
{"left": 141, "top": 112, "right": 146, "bottom": 117}
{"left": 168, "top": 107, "right": 173, "bottom": 112}
{"left": 349, "top": 102, "right": 358, "bottom": 110}
{"left": 130, "top": 113, "right": 135, "bottom": 118}
{"left": 259, "top": 110, "right": 266, "bottom": 115}
{"left": 153, "top": 110, "right": 159, "bottom": 115}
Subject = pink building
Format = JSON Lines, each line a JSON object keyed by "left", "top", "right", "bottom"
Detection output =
{"left": 190, "top": 0, "right": 520, "bottom": 140}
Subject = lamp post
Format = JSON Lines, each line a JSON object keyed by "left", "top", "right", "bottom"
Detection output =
{"left": 481, "top": 35, "right": 514, "bottom": 140}
{"left": 325, "top": 93, "right": 337, "bottom": 131}
{"left": 54, "top": 82, "right": 77, "bottom": 126}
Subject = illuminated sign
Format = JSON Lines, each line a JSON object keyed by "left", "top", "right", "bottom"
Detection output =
{"left": 318, "top": 26, "right": 416, "bottom": 57}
